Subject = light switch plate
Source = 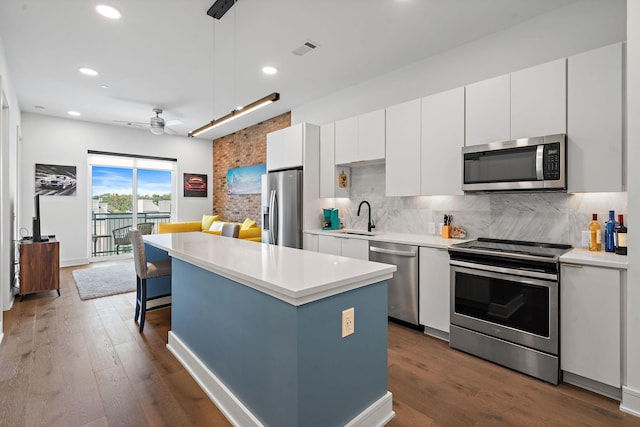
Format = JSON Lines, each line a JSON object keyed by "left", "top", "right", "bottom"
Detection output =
{"left": 342, "top": 307, "right": 355, "bottom": 337}
{"left": 428, "top": 222, "right": 436, "bottom": 234}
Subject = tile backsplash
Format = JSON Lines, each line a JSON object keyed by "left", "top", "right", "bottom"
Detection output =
{"left": 331, "top": 164, "right": 627, "bottom": 248}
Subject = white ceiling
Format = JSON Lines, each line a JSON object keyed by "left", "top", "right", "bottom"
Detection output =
{"left": 0, "top": 0, "right": 578, "bottom": 140}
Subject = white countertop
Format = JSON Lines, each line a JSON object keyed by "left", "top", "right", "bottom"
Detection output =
{"left": 304, "top": 228, "right": 469, "bottom": 248}
{"left": 560, "top": 248, "right": 628, "bottom": 269}
{"left": 144, "top": 232, "right": 396, "bottom": 306}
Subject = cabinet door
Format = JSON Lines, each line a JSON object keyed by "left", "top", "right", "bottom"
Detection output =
{"left": 561, "top": 264, "right": 620, "bottom": 387}
{"left": 511, "top": 58, "right": 566, "bottom": 139}
{"left": 317, "top": 235, "right": 342, "bottom": 256}
{"left": 567, "top": 43, "right": 623, "bottom": 193}
{"left": 419, "top": 246, "right": 451, "bottom": 334}
{"left": 282, "top": 124, "right": 303, "bottom": 169}
{"left": 385, "top": 99, "right": 421, "bottom": 196}
{"left": 465, "top": 74, "right": 510, "bottom": 146}
{"left": 320, "top": 123, "right": 336, "bottom": 198}
{"left": 266, "top": 130, "right": 284, "bottom": 171}
{"left": 303, "top": 233, "right": 319, "bottom": 252}
{"left": 341, "top": 238, "right": 369, "bottom": 260}
{"left": 358, "top": 109, "right": 385, "bottom": 162}
{"left": 421, "top": 87, "right": 465, "bottom": 195}
{"left": 334, "top": 117, "right": 358, "bottom": 165}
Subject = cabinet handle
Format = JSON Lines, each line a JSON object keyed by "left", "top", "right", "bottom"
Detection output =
{"left": 562, "top": 263, "right": 584, "bottom": 269}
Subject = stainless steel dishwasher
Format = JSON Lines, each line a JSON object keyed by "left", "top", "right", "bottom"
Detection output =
{"left": 369, "top": 241, "right": 419, "bottom": 326}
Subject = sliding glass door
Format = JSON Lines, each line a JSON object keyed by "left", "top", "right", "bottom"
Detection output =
{"left": 89, "top": 153, "right": 176, "bottom": 259}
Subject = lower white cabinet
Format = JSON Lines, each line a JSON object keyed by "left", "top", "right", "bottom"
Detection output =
{"left": 418, "top": 246, "right": 451, "bottom": 336}
{"left": 317, "top": 235, "right": 369, "bottom": 260}
{"left": 560, "top": 263, "right": 621, "bottom": 388}
{"left": 303, "top": 233, "right": 319, "bottom": 252}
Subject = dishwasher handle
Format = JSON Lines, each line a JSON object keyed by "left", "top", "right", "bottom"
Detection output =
{"left": 370, "top": 246, "right": 417, "bottom": 257}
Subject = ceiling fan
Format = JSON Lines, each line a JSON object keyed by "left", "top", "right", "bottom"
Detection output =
{"left": 114, "top": 108, "right": 182, "bottom": 135}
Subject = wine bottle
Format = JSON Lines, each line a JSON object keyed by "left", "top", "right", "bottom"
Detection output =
{"left": 589, "top": 213, "right": 602, "bottom": 252}
{"left": 615, "top": 214, "right": 627, "bottom": 256}
{"left": 605, "top": 210, "right": 616, "bottom": 252}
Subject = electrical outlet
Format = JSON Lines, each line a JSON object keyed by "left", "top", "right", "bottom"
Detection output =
{"left": 342, "top": 307, "right": 355, "bottom": 338}
{"left": 427, "top": 222, "right": 436, "bottom": 234}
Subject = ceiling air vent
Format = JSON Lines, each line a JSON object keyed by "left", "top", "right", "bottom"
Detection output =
{"left": 292, "top": 41, "right": 318, "bottom": 56}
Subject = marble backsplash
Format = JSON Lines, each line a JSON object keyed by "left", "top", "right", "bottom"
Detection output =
{"left": 329, "top": 164, "right": 627, "bottom": 248}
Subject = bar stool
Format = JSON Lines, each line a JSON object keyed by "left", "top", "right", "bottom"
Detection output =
{"left": 129, "top": 228, "right": 172, "bottom": 333}
{"left": 221, "top": 223, "right": 240, "bottom": 238}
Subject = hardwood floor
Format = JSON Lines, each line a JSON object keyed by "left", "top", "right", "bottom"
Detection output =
{"left": 0, "top": 262, "right": 638, "bottom": 426}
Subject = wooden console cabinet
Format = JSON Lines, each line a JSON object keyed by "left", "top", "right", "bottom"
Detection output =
{"left": 19, "top": 238, "right": 60, "bottom": 299}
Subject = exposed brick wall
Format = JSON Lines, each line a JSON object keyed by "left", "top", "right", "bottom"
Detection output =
{"left": 212, "top": 112, "right": 291, "bottom": 224}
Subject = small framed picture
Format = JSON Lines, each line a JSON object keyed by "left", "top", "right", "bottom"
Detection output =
{"left": 184, "top": 173, "right": 207, "bottom": 197}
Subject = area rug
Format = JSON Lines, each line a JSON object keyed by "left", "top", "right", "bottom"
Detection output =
{"left": 72, "top": 263, "right": 136, "bottom": 300}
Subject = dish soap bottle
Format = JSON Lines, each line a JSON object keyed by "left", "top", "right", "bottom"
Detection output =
{"left": 615, "top": 214, "right": 627, "bottom": 256}
{"left": 589, "top": 213, "right": 602, "bottom": 252}
{"left": 605, "top": 210, "right": 616, "bottom": 252}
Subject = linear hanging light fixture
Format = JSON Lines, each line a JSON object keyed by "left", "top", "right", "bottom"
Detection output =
{"left": 189, "top": 92, "right": 280, "bottom": 138}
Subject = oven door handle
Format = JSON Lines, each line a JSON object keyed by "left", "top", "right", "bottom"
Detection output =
{"left": 450, "top": 260, "right": 558, "bottom": 281}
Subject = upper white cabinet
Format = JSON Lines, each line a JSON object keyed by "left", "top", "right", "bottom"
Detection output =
{"left": 561, "top": 263, "right": 621, "bottom": 388}
{"left": 267, "top": 124, "right": 304, "bottom": 171}
{"left": 334, "top": 117, "right": 358, "bottom": 165}
{"left": 335, "top": 109, "right": 385, "bottom": 165}
{"left": 567, "top": 43, "right": 623, "bottom": 193}
{"left": 511, "top": 58, "right": 566, "bottom": 139}
{"left": 386, "top": 99, "right": 421, "bottom": 196}
{"left": 419, "top": 246, "right": 451, "bottom": 337}
{"left": 465, "top": 74, "right": 510, "bottom": 146}
{"left": 357, "top": 109, "right": 386, "bottom": 161}
{"left": 421, "top": 87, "right": 465, "bottom": 195}
{"left": 320, "top": 123, "right": 350, "bottom": 198}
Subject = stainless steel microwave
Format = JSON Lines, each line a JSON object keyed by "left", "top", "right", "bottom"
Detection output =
{"left": 462, "top": 134, "right": 566, "bottom": 192}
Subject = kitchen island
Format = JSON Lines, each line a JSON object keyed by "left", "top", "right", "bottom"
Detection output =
{"left": 143, "top": 232, "right": 396, "bottom": 427}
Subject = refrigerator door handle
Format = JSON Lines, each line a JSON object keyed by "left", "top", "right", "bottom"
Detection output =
{"left": 269, "top": 190, "right": 278, "bottom": 244}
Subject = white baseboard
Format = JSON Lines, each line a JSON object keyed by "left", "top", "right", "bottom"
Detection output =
{"left": 61, "top": 258, "right": 89, "bottom": 268}
{"left": 621, "top": 385, "right": 640, "bottom": 417}
{"left": 167, "top": 332, "right": 264, "bottom": 427}
{"left": 167, "top": 331, "right": 395, "bottom": 427}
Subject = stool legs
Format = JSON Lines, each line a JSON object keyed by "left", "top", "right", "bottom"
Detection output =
{"left": 138, "top": 278, "right": 147, "bottom": 333}
{"left": 134, "top": 275, "right": 141, "bottom": 323}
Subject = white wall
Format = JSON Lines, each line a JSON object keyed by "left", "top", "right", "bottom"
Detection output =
{"left": 292, "top": 0, "right": 626, "bottom": 126}
{"left": 20, "top": 113, "right": 213, "bottom": 267}
{"left": 0, "top": 33, "right": 21, "bottom": 320}
{"left": 622, "top": 0, "right": 640, "bottom": 417}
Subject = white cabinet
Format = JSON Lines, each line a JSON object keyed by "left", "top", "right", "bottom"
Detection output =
{"left": 561, "top": 263, "right": 621, "bottom": 388}
{"left": 320, "top": 123, "right": 350, "bottom": 198}
{"left": 334, "top": 116, "right": 358, "bottom": 165}
{"left": 317, "top": 235, "right": 369, "bottom": 260}
{"left": 419, "top": 246, "right": 451, "bottom": 337}
{"left": 421, "top": 87, "right": 465, "bottom": 195}
{"left": 267, "top": 124, "right": 304, "bottom": 171}
{"left": 357, "top": 109, "right": 385, "bottom": 161}
{"left": 465, "top": 74, "right": 510, "bottom": 146}
{"left": 510, "top": 58, "right": 566, "bottom": 139}
{"left": 567, "top": 43, "right": 623, "bottom": 193}
{"left": 303, "top": 233, "right": 319, "bottom": 252}
{"left": 385, "top": 99, "right": 421, "bottom": 196}
{"left": 335, "top": 109, "right": 385, "bottom": 165}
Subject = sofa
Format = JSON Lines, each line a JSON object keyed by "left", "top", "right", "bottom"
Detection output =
{"left": 158, "top": 215, "right": 262, "bottom": 242}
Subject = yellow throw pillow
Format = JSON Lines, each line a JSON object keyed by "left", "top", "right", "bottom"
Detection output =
{"left": 209, "top": 221, "right": 224, "bottom": 232}
{"left": 201, "top": 214, "right": 220, "bottom": 231}
{"left": 241, "top": 218, "right": 257, "bottom": 230}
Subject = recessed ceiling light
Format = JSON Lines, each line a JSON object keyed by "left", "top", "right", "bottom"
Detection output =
{"left": 100, "top": 84, "right": 109, "bottom": 89}
{"left": 79, "top": 67, "right": 98, "bottom": 76}
{"left": 96, "top": 5, "right": 122, "bottom": 19}
{"left": 68, "top": 111, "right": 81, "bottom": 116}
{"left": 34, "top": 105, "right": 45, "bottom": 110}
{"left": 262, "top": 66, "right": 277, "bottom": 75}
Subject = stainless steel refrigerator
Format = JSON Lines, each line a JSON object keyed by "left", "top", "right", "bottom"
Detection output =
{"left": 262, "top": 169, "right": 303, "bottom": 249}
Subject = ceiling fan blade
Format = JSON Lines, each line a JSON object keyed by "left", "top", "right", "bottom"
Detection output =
{"left": 113, "top": 120, "right": 148, "bottom": 127}
{"left": 164, "top": 127, "right": 177, "bottom": 135}
{"left": 165, "top": 119, "right": 183, "bottom": 127}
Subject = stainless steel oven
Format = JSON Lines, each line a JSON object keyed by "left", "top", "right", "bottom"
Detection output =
{"left": 448, "top": 238, "right": 571, "bottom": 384}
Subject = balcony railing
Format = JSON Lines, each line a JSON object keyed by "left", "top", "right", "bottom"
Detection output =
{"left": 91, "top": 212, "right": 172, "bottom": 257}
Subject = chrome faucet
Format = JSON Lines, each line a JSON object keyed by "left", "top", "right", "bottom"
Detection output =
{"left": 357, "top": 200, "right": 375, "bottom": 232}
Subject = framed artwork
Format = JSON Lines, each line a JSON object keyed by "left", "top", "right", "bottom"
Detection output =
{"left": 227, "top": 164, "right": 266, "bottom": 195}
{"left": 184, "top": 173, "right": 207, "bottom": 197}
{"left": 35, "top": 163, "right": 77, "bottom": 196}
